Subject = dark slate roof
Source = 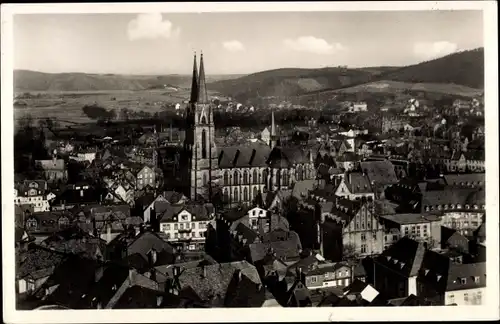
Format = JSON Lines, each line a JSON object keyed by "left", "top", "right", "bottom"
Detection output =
{"left": 444, "top": 174, "right": 485, "bottom": 188}
{"left": 421, "top": 188, "right": 480, "bottom": 208}
{"left": 81, "top": 263, "right": 131, "bottom": 308}
{"left": 16, "top": 245, "right": 68, "bottom": 279}
{"left": 217, "top": 144, "right": 271, "bottom": 168}
{"left": 223, "top": 272, "right": 265, "bottom": 307}
{"left": 158, "top": 202, "right": 212, "bottom": 223}
{"left": 330, "top": 198, "right": 365, "bottom": 224}
{"left": 291, "top": 180, "right": 316, "bottom": 200}
{"left": 249, "top": 231, "right": 302, "bottom": 263}
{"left": 113, "top": 285, "right": 170, "bottom": 309}
{"left": 360, "top": 160, "right": 398, "bottom": 186}
{"left": 446, "top": 262, "right": 486, "bottom": 291}
{"left": 343, "top": 172, "right": 374, "bottom": 194}
{"left": 175, "top": 261, "right": 261, "bottom": 303}
{"left": 376, "top": 237, "right": 426, "bottom": 278}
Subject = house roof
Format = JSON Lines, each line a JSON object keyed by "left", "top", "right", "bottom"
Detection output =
{"left": 343, "top": 172, "right": 373, "bottom": 194}
{"left": 16, "top": 245, "right": 68, "bottom": 279}
{"left": 113, "top": 285, "right": 171, "bottom": 309}
{"left": 376, "top": 237, "right": 427, "bottom": 278}
{"left": 291, "top": 180, "right": 316, "bottom": 200}
{"left": 380, "top": 213, "right": 441, "bottom": 225}
{"left": 360, "top": 160, "right": 399, "bottom": 186}
{"left": 421, "top": 188, "right": 479, "bottom": 208}
{"left": 223, "top": 272, "right": 265, "bottom": 307}
{"left": 158, "top": 202, "right": 212, "bottom": 223}
{"left": 217, "top": 143, "right": 271, "bottom": 168}
{"left": 446, "top": 262, "right": 486, "bottom": 291}
{"left": 444, "top": 174, "right": 485, "bottom": 188}
{"left": 249, "top": 231, "right": 302, "bottom": 263}
{"left": 174, "top": 261, "right": 261, "bottom": 303}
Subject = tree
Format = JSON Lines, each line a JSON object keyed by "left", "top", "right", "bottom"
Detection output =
{"left": 342, "top": 243, "right": 360, "bottom": 261}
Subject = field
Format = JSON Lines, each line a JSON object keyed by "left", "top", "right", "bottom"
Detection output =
{"left": 14, "top": 89, "right": 225, "bottom": 126}
{"left": 331, "top": 80, "right": 483, "bottom": 97}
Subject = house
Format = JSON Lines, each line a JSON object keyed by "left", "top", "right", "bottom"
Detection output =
{"left": 156, "top": 202, "right": 215, "bottom": 250}
{"left": 40, "top": 256, "right": 161, "bottom": 309}
{"left": 359, "top": 160, "right": 399, "bottom": 190}
{"left": 50, "top": 183, "right": 104, "bottom": 211}
{"left": 335, "top": 152, "right": 361, "bottom": 171}
{"left": 138, "top": 193, "right": 169, "bottom": 223}
{"left": 107, "top": 230, "right": 176, "bottom": 272}
{"left": 24, "top": 211, "right": 75, "bottom": 242}
{"left": 14, "top": 180, "right": 51, "bottom": 212}
{"left": 347, "top": 102, "right": 368, "bottom": 113}
{"left": 261, "top": 127, "right": 271, "bottom": 144}
{"left": 334, "top": 172, "right": 375, "bottom": 201}
{"left": 443, "top": 173, "right": 485, "bottom": 189}
{"left": 319, "top": 197, "right": 385, "bottom": 261}
{"left": 379, "top": 213, "right": 442, "bottom": 247}
{"left": 162, "top": 261, "right": 264, "bottom": 307}
{"left": 373, "top": 237, "right": 427, "bottom": 299}
{"left": 39, "top": 226, "right": 107, "bottom": 261}
{"left": 421, "top": 188, "right": 485, "bottom": 236}
{"left": 440, "top": 227, "right": 471, "bottom": 254}
{"left": 16, "top": 245, "right": 67, "bottom": 298}
{"left": 136, "top": 165, "right": 159, "bottom": 190}
{"left": 247, "top": 229, "right": 302, "bottom": 264}
{"left": 417, "top": 252, "right": 486, "bottom": 305}
{"left": 288, "top": 258, "right": 355, "bottom": 291}
{"left": 35, "top": 156, "right": 68, "bottom": 183}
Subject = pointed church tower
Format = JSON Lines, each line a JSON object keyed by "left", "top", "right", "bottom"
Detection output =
{"left": 184, "top": 51, "right": 219, "bottom": 201}
{"left": 190, "top": 53, "right": 199, "bottom": 104}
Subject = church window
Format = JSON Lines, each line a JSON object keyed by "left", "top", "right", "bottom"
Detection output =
{"left": 201, "top": 130, "right": 207, "bottom": 159}
{"left": 244, "top": 187, "right": 249, "bottom": 201}
{"left": 224, "top": 171, "right": 229, "bottom": 186}
{"left": 283, "top": 170, "right": 290, "bottom": 186}
{"left": 296, "top": 165, "right": 303, "bottom": 181}
{"left": 253, "top": 186, "right": 259, "bottom": 200}
{"left": 234, "top": 188, "right": 239, "bottom": 202}
{"left": 200, "top": 115, "right": 207, "bottom": 125}
{"left": 253, "top": 169, "right": 258, "bottom": 184}
{"left": 203, "top": 173, "right": 208, "bottom": 186}
{"left": 243, "top": 171, "right": 249, "bottom": 185}
{"left": 223, "top": 189, "right": 229, "bottom": 203}
{"left": 234, "top": 171, "right": 240, "bottom": 185}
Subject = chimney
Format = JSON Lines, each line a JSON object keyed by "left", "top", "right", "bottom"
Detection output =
{"left": 128, "top": 269, "right": 135, "bottom": 285}
{"left": 107, "top": 225, "right": 112, "bottom": 243}
{"left": 156, "top": 295, "right": 163, "bottom": 307}
{"left": 236, "top": 269, "right": 243, "bottom": 282}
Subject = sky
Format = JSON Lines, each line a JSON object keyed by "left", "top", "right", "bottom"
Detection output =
{"left": 13, "top": 11, "right": 484, "bottom": 75}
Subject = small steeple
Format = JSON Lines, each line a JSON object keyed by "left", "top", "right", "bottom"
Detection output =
{"left": 271, "top": 109, "right": 276, "bottom": 137}
{"left": 270, "top": 109, "right": 277, "bottom": 148}
{"left": 197, "top": 52, "right": 209, "bottom": 104}
{"left": 189, "top": 52, "right": 198, "bottom": 104}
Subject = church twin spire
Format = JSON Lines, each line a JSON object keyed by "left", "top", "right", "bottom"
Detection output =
{"left": 189, "top": 52, "right": 209, "bottom": 105}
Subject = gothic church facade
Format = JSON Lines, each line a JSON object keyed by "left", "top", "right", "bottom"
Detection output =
{"left": 183, "top": 53, "right": 316, "bottom": 205}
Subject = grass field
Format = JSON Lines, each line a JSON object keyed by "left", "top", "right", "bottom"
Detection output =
{"left": 14, "top": 89, "right": 224, "bottom": 126}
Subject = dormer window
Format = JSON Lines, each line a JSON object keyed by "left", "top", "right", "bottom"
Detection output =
{"left": 424, "top": 269, "right": 430, "bottom": 275}
{"left": 437, "top": 275, "right": 442, "bottom": 281}
{"left": 460, "top": 278, "right": 467, "bottom": 284}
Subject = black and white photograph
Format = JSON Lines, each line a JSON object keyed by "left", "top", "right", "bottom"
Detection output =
{"left": 2, "top": 1, "right": 498, "bottom": 323}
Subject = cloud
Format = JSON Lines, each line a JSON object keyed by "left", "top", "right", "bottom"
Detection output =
{"left": 222, "top": 40, "right": 245, "bottom": 52}
{"left": 127, "top": 13, "right": 180, "bottom": 41}
{"left": 283, "top": 36, "right": 345, "bottom": 55}
{"left": 413, "top": 41, "right": 458, "bottom": 60}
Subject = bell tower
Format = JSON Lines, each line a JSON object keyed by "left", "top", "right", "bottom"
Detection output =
{"left": 184, "top": 52, "right": 218, "bottom": 201}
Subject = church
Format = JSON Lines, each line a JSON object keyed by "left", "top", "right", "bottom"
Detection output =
{"left": 182, "top": 53, "right": 316, "bottom": 206}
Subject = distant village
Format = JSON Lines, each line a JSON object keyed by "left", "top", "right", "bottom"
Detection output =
{"left": 14, "top": 55, "right": 486, "bottom": 309}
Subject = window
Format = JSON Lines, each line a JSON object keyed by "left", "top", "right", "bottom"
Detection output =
{"left": 449, "top": 294, "right": 455, "bottom": 305}
{"left": 310, "top": 276, "right": 317, "bottom": 283}
{"left": 224, "top": 171, "right": 229, "bottom": 186}
{"left": 179, "top": 224, "right": 184, "bottom": 230}
{"left": 476, "top": 291, "right": 482, "bottom": 304}
{"left": 404, "top": 227, "right": 409, "bottom": 236}
{"left": 361, "top": 244, "right": 367, "bottom": 253}
{"left": 361, "top": 234, "right": 366, "bottom": 241}
{"left": 165, "top": 224, "right": 170, "bottom": 230}
{"left": 201, "top": 129, "right": 207, "bottom": 159}
{"left": 460, "top": 278, "right": 467, "bottom": 284}
{"left": 174, "top": 224, "right": 178, "bottom": 230}
{"left": 464, "top": 293, "right": 469, "bottom": 303}
{"left": 174, "top": 233, "right": 179, "bottom": 238}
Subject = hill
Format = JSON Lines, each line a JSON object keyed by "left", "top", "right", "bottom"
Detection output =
{"left": 14, "top": 70, "right": 243, "bottom": 92}
{"left": 208, "top": 48, "right": 484, "bottom": 101}
{"left": 380, "top": 48, "right": 484, "bottom": 88}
